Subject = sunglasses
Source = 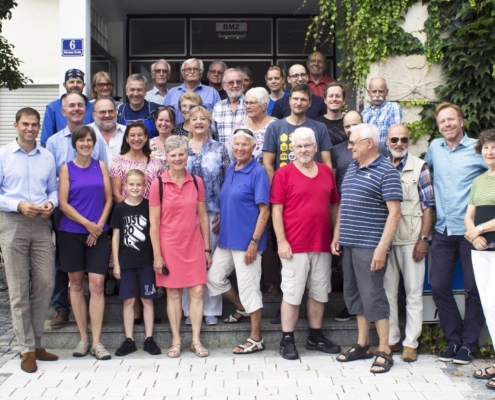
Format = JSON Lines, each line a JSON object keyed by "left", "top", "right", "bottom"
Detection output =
{"left": 390, "top": 137, "right": 409, "bottom": 144}
{"left": 233, "top": 128, "right": 254, "bottom": 137}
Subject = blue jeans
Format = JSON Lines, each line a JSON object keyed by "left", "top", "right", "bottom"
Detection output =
{"left": 51, "top": 208, "right": 70, "bottom": 314}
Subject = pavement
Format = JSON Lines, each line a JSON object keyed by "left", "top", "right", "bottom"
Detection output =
{"left": 0, "top": 291, "right": 495, "bottom": 399}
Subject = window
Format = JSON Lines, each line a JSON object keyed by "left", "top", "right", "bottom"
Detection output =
{"left": 129, "top": 19, "right": 186, "bottom": 56}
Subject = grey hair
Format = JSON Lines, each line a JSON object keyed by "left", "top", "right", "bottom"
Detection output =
{"left": 126, "top": 73, "right": 147, "bottom": 88}
{"left": 164, "top": 135, "right": 189, "bottom": 154}
{"left": 292, "top": 127, "right": 316, "bottom": 145}
{"left": 151, "top": 59, "right": 171, "bottom": 73}
{"left": 222, "top": 68, "right": 243, "bottom": 83}
{"left": 350, "top": 123, "right": 380, "bottom": 147}
{"left": 181, "top": 58, "right": 204, "bottom": 73}
{"left": 232, "top": 128, "right": 256, "bottom": 146}
{"left": 246, "top": 87, "right": 269, "bottom": 107}
{"left": 209, "top": 60, "right": 228, "bottom": 71}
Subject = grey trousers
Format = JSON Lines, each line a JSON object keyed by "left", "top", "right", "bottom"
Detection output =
{"left": 0, "top": 212, "right": 55, "bottom": 353}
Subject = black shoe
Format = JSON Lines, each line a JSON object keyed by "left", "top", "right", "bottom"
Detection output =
{"left": 306, "top": 335, "right": 341, "bottom": 354}
{"left": 280, "top": 335, "right": 299, "bottom": 360}
{"left": 453, "top": 347, "right": 474, "bottom": 365}
{"left": 115, "top": 338, "right": 137, "bottom": 356}
{"left": 270, "top": 308, "right": 281, "bottom": 324}
{"left": 438, "top": 344, "right": 459, "bottom": 362}
{"left": 143, "top": 337, "right": 162, "bottom": 355}
{"left": 335, "top": 308, "right": 356, "bottom": 322}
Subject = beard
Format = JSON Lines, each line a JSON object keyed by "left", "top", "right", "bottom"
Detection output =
{"left": 226, "top": 89, "right": 243, "bottom": 100}
{"left": 96, "top": 120, "right": 116, "bottom": 131}
{"left": 389, "top": 147, "right": 408, "bottom": 159}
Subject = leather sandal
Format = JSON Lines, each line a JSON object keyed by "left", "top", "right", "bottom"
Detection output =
{"left": 167, "top": 344, "right": 181, "bottom": 358}
{"left": 474, "top": 366, "right": 495, "bottom": 380}
{"left": 223, "top": 309, "right": 249, "bottom": 324}
{"left": 233, "top": 338, "right": 265, "bottom": 354}
{"left": 191, "top": 343, "right": 209, "bottom": 357}
{"left": 370, "top": 351, "right": 394, "bottom": 374}
{"left": 337, "top": 343, "right": 373, "bottom": 362}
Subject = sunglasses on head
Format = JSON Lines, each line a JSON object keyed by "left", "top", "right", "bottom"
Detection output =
{"left": 390, "top": 137, "right": 409, "bottom": 144}
{"left": 233, "top": 128, "right": 254, "bottom": 137}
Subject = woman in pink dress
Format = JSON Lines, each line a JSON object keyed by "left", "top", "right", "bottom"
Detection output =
{"left": 149, "top": 135, "right": 212, "bottom": 358}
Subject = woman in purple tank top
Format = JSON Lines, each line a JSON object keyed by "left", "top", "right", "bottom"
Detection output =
{"left": 58, "top": 126, "right": 113, "bottom": 360}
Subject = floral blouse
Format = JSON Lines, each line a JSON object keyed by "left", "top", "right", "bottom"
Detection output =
{"left": 186, "top": 138, "right": 231, "bottom": 214}
{"left": 109, "top": 156, "right": 163, "bottom": 199}
{"left": 150, "top": 137, "right": 169, "bottom": 170}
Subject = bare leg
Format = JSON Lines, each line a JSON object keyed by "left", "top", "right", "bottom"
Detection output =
{"left": 188, "top": 285, "right": 204, "bottom": 345}
{"left": 166, "top": 288, "right": 182, "bottom": 345}
{"left": 306, "top": 297, "right": 325, "bottom": 329}
{"left": 337, "top": 314, "right": 370, "bottom": 361}
{"left": 370, "top": 318, "right": 392, "bottom": 372}
{"left": 281, "top": 299, "right": 299, "bottom": 332}
{"left": 142, "top": 298, "right": 154, "bottom": 338}
{"left": 122, "top": 298, "right": 135, "bottom": 339}
{"left": 68, "top": 271, "right": 88, "bottom": 342}
{"left": 221, "top": 287, "right": 246, "bottom": 322}
{"left": 88, "top": 273, "right": 105, "bottom": 346}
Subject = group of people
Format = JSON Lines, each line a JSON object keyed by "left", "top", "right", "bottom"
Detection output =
{"left": 1, "top": 53, "right": 494, "bottom": 392}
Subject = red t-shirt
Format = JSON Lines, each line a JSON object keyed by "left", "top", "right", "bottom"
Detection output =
{"left": 270, "top": 162, "right": 340, "bottom": 253}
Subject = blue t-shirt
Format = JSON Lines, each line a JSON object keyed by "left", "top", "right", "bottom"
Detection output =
{"left": 339, "top": 155, "right": 403, "bottom": 248}
{"left": 267, "top": 92, "right": 289, "bottom": 116}
{"left": 218, "top": 158, "right": 270, "bottom": 251}
{"left": 116, "top": 100, "right": 161, "bottom": 138}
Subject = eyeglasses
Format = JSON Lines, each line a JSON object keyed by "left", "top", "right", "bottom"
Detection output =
{"left": 233, "top": 128, "right": 254, "bottom": 137}
{"left": 180, "top": 104, "right": 199, "bottom": 111}
{"left": 153, "top": 69, "right": 169, "bottom": 74}
{"left": 389, "top": 137, "right": 409, "bottom": 144}
{"left": 225, "top": 80, "right": 243, "bottom": 87}
{"left": 294, "top": 144, "right": 315, "bottom": 151}
{"left": 244, "top": 101, "right": 259, "bottom": 107}
{"left": 289, "top": 73, "right": 307, "bottom": 79}
{"left": 348, "top": 138, "right": 370, "bottom": 147}
{"left": 184, "top": 67, "right": 201, "bottom": 73}
{"left": 209, "top": 69, "right": 224, "bottom": 75}
{"left": 96, "top": 82, "right": 112, "bottom": 88}
{"left": 95, "top": 109, "right": 116, "bottom": 116}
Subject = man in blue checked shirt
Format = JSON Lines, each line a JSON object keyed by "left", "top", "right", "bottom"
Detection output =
{"left": 362, "top": 77, "right": 402, "bottom": 145}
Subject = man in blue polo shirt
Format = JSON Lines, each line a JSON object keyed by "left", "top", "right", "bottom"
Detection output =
{"left": 425, "top": 102, "right": 487, "bottom": 364}
{"left": 332, "top": 123, "right": 402, "bottom": 374}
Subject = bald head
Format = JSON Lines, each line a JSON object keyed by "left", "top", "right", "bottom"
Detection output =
{"left": 343, "top": 110, "right": 363, "bottom": 136}
{"left": 387, "top": 124, "right": 410, "bottom": 159}
{"left": 287, "top": 64, "right": 308, "bottom": 85}
{"left": 307, "top": 52, "right": 327, "bottom": 79}
{"left": 367, "top": 77, "right": 388, "bottom": 107}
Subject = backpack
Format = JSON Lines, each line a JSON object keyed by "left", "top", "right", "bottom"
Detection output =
{"left": 157, "top": 173, "right": 198, "bottom": 205}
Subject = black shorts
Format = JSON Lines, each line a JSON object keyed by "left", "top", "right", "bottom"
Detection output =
{"left": 119, "top": 266, "right": 158, "bottom": 300}
{"left": 59, "top": 231, "right": 110, "bottom": 275}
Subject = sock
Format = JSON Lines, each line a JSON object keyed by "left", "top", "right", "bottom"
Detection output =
{"left": 309, "top": 328, "right": 323, "bottom": 340}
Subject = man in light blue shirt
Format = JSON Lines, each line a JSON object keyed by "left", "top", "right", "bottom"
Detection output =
{"left": 45, "top": 92, "right": 108, "bottom": 330}
{"left": 425, "top": 102, "right": 487, "bottom": 365}
{"left": 0, "top": 107, "right": 59, "bottom": 372}
{"left": 164, "top": 58, "right": 221, "bottom": 124}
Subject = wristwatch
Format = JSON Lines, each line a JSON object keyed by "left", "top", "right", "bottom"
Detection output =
{"left": 251, "top": 237, "right": 260, "bottom": 244}
{"left": 419, "top": 235, "right": 429, "bottom": 242}
{"left": 205, "top": 249, "right": 212, "bottom": 254}
{"left": 477, "top": 225, "right": 485, "bottom": 234}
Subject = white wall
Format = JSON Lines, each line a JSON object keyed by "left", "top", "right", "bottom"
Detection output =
{"left": 2, "top": 0, "right": 60, "bottom": 85}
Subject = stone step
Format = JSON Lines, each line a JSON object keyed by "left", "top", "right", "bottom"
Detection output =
{"left": 41, "top": 316, "right": 386, "bottom": 352}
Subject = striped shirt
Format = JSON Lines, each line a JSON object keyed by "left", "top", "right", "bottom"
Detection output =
{"left": 362, "top": 101, "right": 402, "bottom": 144}
{"left": 339, "top": 155, "right": 403, "bottom": 248}
{"left": 468, "top": 172, "right": 495, "bottom": 207}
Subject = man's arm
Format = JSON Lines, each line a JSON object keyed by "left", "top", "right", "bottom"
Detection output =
{"left": 331, "top": 204, "right": 341, "bottom": 255}
{"left": 371, "top": 199, "right": 402, "bottom": 271}
{"left": 263, "top": 152, "right": 276, "bottom": 184}
{"left": 271, "top": 203, "right": 292, "bottom": 259}
{"left": 413, "top": 207, "right": 433, "bottom": 262}
{"left": 40, "top": 104, "right": 56, "bottom": 147}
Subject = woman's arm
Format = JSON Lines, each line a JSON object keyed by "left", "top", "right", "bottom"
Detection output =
{"left": 97, "top": 161, "right": 113, "bottom": 229}
{"left": 197, "top": 200, "right": 212, "bottom": 268}
{"left": 112, "top": 228, "right": 121, "bottom": 280}
{"left": 149, "top": 205, "right": 165, "bottom": 274}
{"left": 244, "top": 203, "right": 270, "bottom": 265}
{"left": 111, "top": 176, "right": 124, "bottom": 204}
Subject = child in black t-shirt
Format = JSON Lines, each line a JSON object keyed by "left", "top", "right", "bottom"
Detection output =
{"left": 110, "top": 169, "right": 161, "bottom": 356}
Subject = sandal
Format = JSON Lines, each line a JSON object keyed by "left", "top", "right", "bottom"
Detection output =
{"left": 223, "top": 309, "right": 249, "bottom": 324}
{"left": 191, "top": 343, "right": 209, "bottom": 358}
{"left": 233, "top": 338, "right": 265, "bottom": 354}
{"left": 337, "top": 343, "right": 373, "bottom": 362}
{"left": 370, "top": 351, "right": 394, "bottom": 374}
{"left": 486, "top": 378, "right": 495, "bottom": 390}
{"left": 167, "top": 344, "right": 181, "bottom": 358}
{"left": 474, "top": 366, "right": 495, "bottom": 380}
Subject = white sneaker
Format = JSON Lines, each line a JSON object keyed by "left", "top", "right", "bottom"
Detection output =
{"left": 90, "top": 343, "right": 111, "bottom": 360}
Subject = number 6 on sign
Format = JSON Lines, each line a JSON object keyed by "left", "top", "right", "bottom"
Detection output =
{"left": 70, "top": 40, "right": 76, "bottom": 50}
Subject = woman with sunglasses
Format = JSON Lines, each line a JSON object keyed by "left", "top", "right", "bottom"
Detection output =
{"left": 90, "top": 71, "right": 122, "bottom": 106}
{"left": 150, "top": 106, "right": 176, "bottom": 169}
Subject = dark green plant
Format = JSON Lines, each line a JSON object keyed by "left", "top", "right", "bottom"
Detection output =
{"left": 418, "top": 324, "right": 449, "bottom": 355}
{"left": 0, "top": 0, "right": 32, "bottom": 90}
{"left": 476, "top": 339, "right": 495, "bottom": 359}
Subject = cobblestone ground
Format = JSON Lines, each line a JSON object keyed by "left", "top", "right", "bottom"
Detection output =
{"left": 0, "top": 288, "right": 17, "bottom": 387}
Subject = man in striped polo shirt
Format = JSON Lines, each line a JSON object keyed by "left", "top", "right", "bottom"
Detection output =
{"left": 331, "top": 123, "right": 403, "bottom": 374}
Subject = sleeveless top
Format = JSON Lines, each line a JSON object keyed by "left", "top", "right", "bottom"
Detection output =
{"left": 59, "top": 158, "right": 109, "bottom": 234}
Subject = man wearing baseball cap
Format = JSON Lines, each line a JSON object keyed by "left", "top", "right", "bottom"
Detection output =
{"left": 40, "top": 69, "right": 94, "bottom": 146}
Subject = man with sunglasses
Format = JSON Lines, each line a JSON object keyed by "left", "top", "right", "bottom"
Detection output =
{"left": 145, "top": 59, "right": 171, "bottom": 105}
{"left": 380, "top": 124, "right": 435, "bottom": 363}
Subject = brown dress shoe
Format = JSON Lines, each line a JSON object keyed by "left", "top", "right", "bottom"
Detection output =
{"left": 35, "top": 348, "right": 59, "bottom": 361}
{"left": 370, "top": 343, "right": 401, "bottom": 355}
{"left": 50, "top": 311, "right": 69, "bottom": 329}
{"left": 20, "top": 352, "right": 37, "bottom": 373}
{"left": 401, "top": 346, "right": 418, "bottom": 362}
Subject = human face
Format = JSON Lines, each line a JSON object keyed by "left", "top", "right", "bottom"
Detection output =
{"left": 307, "top": 52, "right": 326, "bottom": 77}
{"left": 189, "top": 111, "right": 209, "bottom": 137}
{"left": 343, "top": 112, "right": 362, "bottom": 136}
{"left": 125, "top": 80, "right": 146, "bottom": 108}
{"left": 289, "top": 90, "right": 311, "bottom": 117}
{"left": 93, "top": 99, "right": 117, "bottom": 131}
{"left": 75, "top": 132, "right": 94, "bottom": 156}
{"left": 62, "top": 94, "right": 86, "bottom": 125}
{"left": 156, "top": 109, "right": 173, "bottom": 136}
{"left": 266, "top": 70, "right": 284, "bottom": 93}
{"left": 436, "top": 107, "right": 464, "bottom": 144}
{"left": 232, "top": 134, "right": 255, "bottom": 165}
{"left": 124, "top": 175, "right": 145, "bottom": 199}
{"left": 287, "top": 64, "right": 308, "bottom": 85}
{"left": 244, "top": 95, "right": 264, "bottom": 118}
{"left": 126, "top": 127, "right": 147, "bottom": 152}
{"left": 151, "top": 62, "right": 169, "bottom": 87}
{"left": 63, "top": 78, "right": 85, "bottom": 94}
{"left": 222, "top": 71, "right": 244, "bottom": 100}
{"left": 324, "top": 86, "right": 345, "bottom": 112}
{"left": 293, "top": 137, "right": 316, "bottom": 165}
{"left": 180, "top": 100, "right": 199, "bottom": 118}
{"left": 207, "top": 63, "right": 225, "bottom": 85}
{"left": 348, "top": 131, "right": 371, "bottom": 162}
{"left": 241, "top": 73, "right": 253, "bottom": 93}
{"left": 481, "top": 141, "right": 495, "bottom": 168}
{"left": 167, "top": 146, "right": 188, "bottom": 171}
{"left": 387, "top": 125, "right": 409, "bottom": 159}
{"left": 182, "top": 61, "right": 202, "bottom": 84}
{"left": 367, "top": 78, "right": 388, "bottom": 107}
{"left": 94, "top": 79, "right": 113, "bottom": 99}
{"left": 14, "top": 114, "right": 40, "bottom": 147}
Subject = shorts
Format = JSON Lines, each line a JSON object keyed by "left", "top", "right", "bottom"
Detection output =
{"left": 280, "top": 252, "right": 331, "bottom": 306}
{"left": 119, "top": 266, "right": 158, "bottom": 300}
{"left": 342, "top": 246, "right": 389, "bottom": 322}
{"left": 59, "top": 231, "right": 109, "bottom": 275}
